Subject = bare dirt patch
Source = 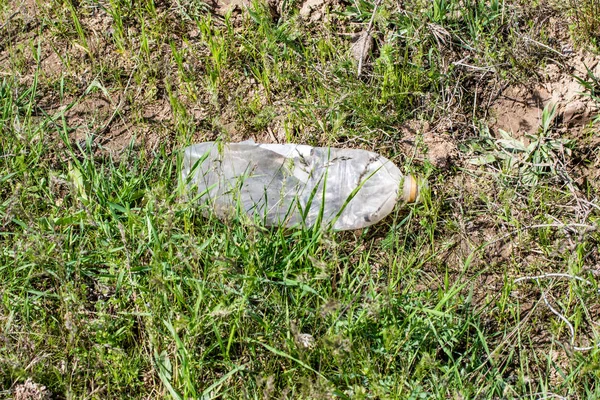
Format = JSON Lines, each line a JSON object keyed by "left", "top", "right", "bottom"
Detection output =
{"left": 299, "top": 0, "right": 328, "bottom": 22}
{"left": 489, "top": 50, "right": 600, "bottom": 137}
{"left": 395, "top": 119, "right": 458, "bottom": 169}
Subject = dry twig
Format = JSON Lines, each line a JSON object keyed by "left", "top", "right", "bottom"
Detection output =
{"left": 488, "top": 222, "right": 597, "bottom": 247}
{"left": 0, "top": 10, "right": 20, "bottom": 31}
{"left": 357, "top": 0, "right": 382, "bottom": 77}
{"left": 514, "top": 273, "right": 599, "bottom": 352}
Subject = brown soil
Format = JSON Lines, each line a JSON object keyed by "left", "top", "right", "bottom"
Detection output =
{"left": 490, "top": 51, "right": 600, "bottom": 137}
{"left": 395, "top": 120, "right": 458, "bottom": 169}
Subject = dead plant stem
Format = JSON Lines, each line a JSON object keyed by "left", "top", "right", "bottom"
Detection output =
{"left": 357, "top": 0, "right": 382, "bottom": 77}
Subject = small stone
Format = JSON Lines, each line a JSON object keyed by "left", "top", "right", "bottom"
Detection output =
{"left": 350, "top": 31, "right": 373, "bottom": 65}
{"left": 295, "top": 333, "right": 316, "bottom": 349}
{"left": 300, "top": 0, "right": 325, "bottom": 21}
{"left": 562, "top": 100, "right": 587, "bottom": 125}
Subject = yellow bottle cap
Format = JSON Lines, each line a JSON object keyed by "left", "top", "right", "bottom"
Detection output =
{"left": 402, "top": 175, "right": 421, "bottom": 203}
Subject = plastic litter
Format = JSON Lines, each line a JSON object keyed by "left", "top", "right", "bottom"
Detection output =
{"left": 182, "top": 140, "right": 422, "bottom": 230}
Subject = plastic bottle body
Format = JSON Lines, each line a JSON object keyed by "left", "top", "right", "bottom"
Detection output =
{"left": 182, "top": 141, "right": 413, "bottom": 230}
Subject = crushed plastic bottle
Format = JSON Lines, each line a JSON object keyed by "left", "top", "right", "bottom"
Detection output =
{"left": 182, "top": 140, "right": 422, "bottom": 230}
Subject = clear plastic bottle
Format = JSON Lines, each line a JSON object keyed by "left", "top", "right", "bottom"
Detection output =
{"left": 182, "top": 140, "right": 422, "bottom": 230}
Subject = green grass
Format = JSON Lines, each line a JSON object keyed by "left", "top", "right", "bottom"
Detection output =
{"left": 1, "top": 0, "right": 600, "bottom": 398}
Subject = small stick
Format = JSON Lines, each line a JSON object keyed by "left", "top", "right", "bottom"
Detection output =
{"left": 97, "top": 64, "right": 138, "bottom": 144}
{"left": 514, "top": 272, "right": 595, "bottom": 285}
{"left": 522, "top": 35, "right": 564, "bottom": 57}
{"left": 452, "top": 61, "right": 497, "bottom": 72}
{"left": 487, "top": 222, "right": 597, "bottom": 247}
{"left": 513, "top": 273, "right": 599, "bottom": 352}
{"left": 542, "top": 291, "right": 597, "bottom": 352}
{"left": 357, "top": 0, "right": 382, "bottom": 77}
{"left": 0, "top": 10, "right": 20, "bottom": 31}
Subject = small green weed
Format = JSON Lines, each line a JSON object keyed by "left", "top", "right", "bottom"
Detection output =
{"left": 470, "top": 103, "right": 575, "bottom": 186}
{"left": 567, "top": 0, "right": 600, "bottom": 48}
{"left": 574, "top": 64, "right": 600, "bottom": 124}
